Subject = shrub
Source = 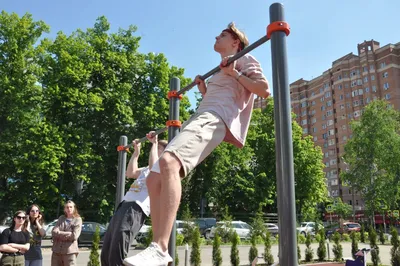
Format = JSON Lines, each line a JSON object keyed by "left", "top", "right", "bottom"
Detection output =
{"left": 212, "top": 232, "right": 222, "bottom": 266}
{"left": 317, "top": 229, "right": 326, "bottom": 261}
{"left": 87, "top": 226, "right": 100, "bottom": 266}
{"left": 230, "top": 232, "right": 240, "bottom": 266}
{"left": 332, "top": 232, "right": 343, "bottom": 261}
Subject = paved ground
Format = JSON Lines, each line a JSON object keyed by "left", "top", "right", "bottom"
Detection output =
{"left": 40, "top": 240, "right": 392, "bottom": 265}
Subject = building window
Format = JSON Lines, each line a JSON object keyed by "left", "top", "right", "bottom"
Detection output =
{"left": 354, "top": 110, "right": 361, "bottom": 117}
{"left": 312, "top": 118, "right": 316, "bottom": 123}
{"left": 366, "top": 97, "right": 371, "bottom": 103}
{"left": 312, "top": 101, "right": 315, "bottom": 106}
{"left": 301, "top": 119, "right": 307, "bottom": 125}
{"left": 322, "top": 124, "right": 327, "bottom": 129}
{"left": 340, "top": 104, "right": 345, "bottom": 110}
{"left": 328, "top": 139, "right": 335, "bottom": 146}
{"left": 371, "top": 75, "right": 375, "bottom": 81}
{"left": 321, "top": 106, "right": 326, "bottom": 111}
{"left": 383, "top": 72, "right": 388, "bottom": 78}
{"left": 325, "top": 152, "right": 329, "bottom": 158}
{"left": 365, "top": 87, "right": 369, "bottom": 93}
{"left": 328, "top": 129, "right": 335, "bottom": 136}
{"left": 357, "top": 79, "right": 362, "bottom": 85}
{"left": 363, "top": 66, "right": 368, "bottom": 72}
{"left": 301, "top": 110, "right": 307, "bottom": 116}
{"left": 325, "top": 162, "right": 330, "bottom": 167}
{"left": 380, "top": 62, "right": 386, "bottom": 68}
{"left": 372, "top": 86, "right": 377, "bottom": 92}
{"left": 370, "top": 65, "right": 374, "bottom": 71}
{"left": 325, "top": 92, "right": 331, "bottom": 98}
{"left": 346, "top": 103, "right": 351, "bottom": 109}
{"left": 327, "top": 110, "right": 333, "bottom": 117}
{"left": 385, "top": 94, "right": 391, "bottom": 100}
{"left": 346, "top": 93, "right": 350, "bottom": 98}
{"left": 351, "top": 81, "right": 357, "bottom": 87}
{"left": 384, "top": 82, "right": 390, "bottom": 90}
{"left": 351, "top": 90, "right": 358, "bottom": 97}
{"left": 337, "top": 75, "right": 342, "bottom": 80}
{"left": 348, "top": 114, "right": 353, "bottom": 119}
{"left": 303, "top": 128, "right": 308, "bottom": 134}
{"left": 313, "top": 136, "right": 318, "bottom": 141}
{"left": 338, "top": 84, "right": 343, "bottom": 90}
{"left": 343, "top": 136, "right": 347, "bottom": 141}
{"left": 313, "top": 127, "right": 317, "bottom": 133}
{"left": 301, "top": 101, "right": 307, "bottom": 107}
{"left": 322, "top": 133, "right": 327, "bottom": 139}
{"left": 345, "top": 83, "right": 349, "bottom": 89}
{"left": 321, "top": 97, "right": 325, "bottom": 102}
{"left": 322, "top": 115, "right": 326, "bottom": 120}
{"left": 342, "top": 125, "right": 347, "bottom": 130}
{"left": 340, "top": 94, "right": 344, "bottom": 100}
{"left": 327, "top": 120, "right": 333, "bottom": 126}
{"left": 358, "top": 89, "right": 363, "bottom": 95}
{"left": 364, "top": 76, "right": 368, "bottom": 83}
{"left": 327, "top": 101, "right": 332, "bottom": 107}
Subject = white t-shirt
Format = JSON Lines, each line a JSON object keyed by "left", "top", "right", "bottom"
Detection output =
{"left": 122, "top": 167, "right": 150, "bottom": 216}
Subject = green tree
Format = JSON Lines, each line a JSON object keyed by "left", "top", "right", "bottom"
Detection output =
{"left": 304, "top": 232, "right": 313, "bottom": 262}
{"left": 369, "top": 226, "right": 380, "bottom": 266}
{"left": 360, "top": 224, "right": 365, "bottom": 243}
{"left": 190, "top": 226, "right": 201, "bottom": 266}
{"left": 230, "top": 232, "right": 240, "bottom": 266}
{"left": 212, "top": 232, "right": 222, "bottom": 266}
{"left": 317, "top": 229, "right": 326, "bottom": 261}
{"left": 249, "top": 233, "right": 258, "bottom": 265}
{"left": 180, "top": 204, "right": 194, "bottom": 244}
{"left": 379, "top": 224, "right": 385, "bottom": 245}
{"left": 342, "top": 100, "right": 400, "bottom": 224}
{"left": 263, "top": 230, "right": 274, "bottom": 265}
{"left": 88, "top": 226, "right": 100, "bottom": 266}
{"left": 332, "top": 232, "right": 343, "bottom": 261}
{"left": 391, "top": 227, "right": 400, "bottom": 266}
{"left": 332, "top": 198, "right": 352, "bottom": 222}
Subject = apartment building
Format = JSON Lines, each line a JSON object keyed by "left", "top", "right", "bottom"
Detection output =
{"left": 254, "top": 40, "right": 400, "bottom": 211}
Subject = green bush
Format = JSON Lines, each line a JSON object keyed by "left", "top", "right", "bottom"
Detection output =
{"left": 264, "top": 231, "right": 274, "bottom": 265}
{"left": 360, "top": 224, "right": 365, "bottom": 243}
{"left": 87, "top": 226, "right": 100, "bottom": 266}
{"left": 369, "top": 226, "right": 380, "bottom": 266}
{"left": 332, "top": 232, "right": 343, "bottom": 261}
{"left": 298, "top": 234, "right": 306, "bottom": 244}
{"left": 190, "top": 227, "right": 201, "bottom": 266}
{"left": 391, "top": 227, "right": 400, "bottom": 265}
{"left": 342, "top": 233, "right": 350, "bottom": 241}
{"left": 144, "top": 226, "right": 153, "bottom": 247}
{"left": 230, "top": 232, "right": 240, "bottom": 266}
{"left": 176, "top": 233, "right": 184, "bottom": 246}
{"left": 249, "top": 233, "right": 258, "bottom": 265}
{"left": 379, "top": 225, "right": 385, "bottom": 245}
{"left": 317, "top": 229, "right": 326, "bottom": 261}
{"left": 350, "top": 231, "right": 359, "bottom": 259}
{"left": 212, "top": 232, "right": 222, "bottom": 266}
{"left": 305, "top": 233, "right": 313, "bottom": 262}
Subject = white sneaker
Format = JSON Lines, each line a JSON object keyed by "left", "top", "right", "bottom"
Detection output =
{"left": 123, "top": 242, "right": 173, "bottom": 266}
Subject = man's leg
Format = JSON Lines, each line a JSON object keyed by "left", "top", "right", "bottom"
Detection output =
{"left": 146, "top": 172, "right": 162, "bottom": 243}
{"left": 153, "top": 152, "right": 182, "bottom": 252}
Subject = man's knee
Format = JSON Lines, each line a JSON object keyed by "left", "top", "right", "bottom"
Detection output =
{"left": 159, "top": 152, "right": 181, "bottom": 174}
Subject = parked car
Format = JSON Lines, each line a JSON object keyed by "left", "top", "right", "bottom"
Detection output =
{"left": 78, "top": 222, "right": 107, "bottom": 246}
{"left": 209, "top": 221, "right": 252, "bottom": 240}
{"left": 135, "top": 224, "right": 151, "bottom": 244}
{"left": 0, "top": 217, "right": 11, "bottom": 233}
{"left": 326, "top": 222, "right": 361, "bottom": 237}
{"left": 0, "top": 225, "right": 8, "bottom": 233}
{"left": 297, "top": 222, "right": 322, "bottom": 236}
{"left": 194, "top": 218, "right": 216, "bottom": 239}
{"left": 44, "top": 220, "right": 58, "bottom": 239}
{"left": 264, "top": 223, "right": 279, "bottom": 236}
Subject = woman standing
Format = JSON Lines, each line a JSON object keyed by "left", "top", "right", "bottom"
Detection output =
{"left": 51, "top": 200, "right": 82, "bottom": 266}
{"left": 24, "top": 205, "right": 45, "bottom": 266}
{"left": 0, "top": 210, "right": 30, "bottom": 266}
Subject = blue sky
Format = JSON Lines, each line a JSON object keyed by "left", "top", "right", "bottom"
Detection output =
{"left": 3, "top": 0, "right": 399, "bottom": 109}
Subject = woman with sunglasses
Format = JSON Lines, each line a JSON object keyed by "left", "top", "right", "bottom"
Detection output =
{"left": 51, "top": 200, "right": 82, "bottom": 266}
{"left": 24, "top": 205, "right": 45, "bottom": 266}
{"left": 0, "top": 210, "right": 30, "bottom": 266}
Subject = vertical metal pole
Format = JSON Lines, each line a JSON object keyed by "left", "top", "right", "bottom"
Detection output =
{"left": 168, "top": 77, "right": 180, "bottom": 265}
{"left": 270, "top": 3, "right": 298, "bottom": 266}
{"left": 116, "top": 136, "right": 128, "bottom": 210}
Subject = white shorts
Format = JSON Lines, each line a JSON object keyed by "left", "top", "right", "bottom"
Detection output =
{"left": 151, "top": 111, "right": 226, "bottom": 177}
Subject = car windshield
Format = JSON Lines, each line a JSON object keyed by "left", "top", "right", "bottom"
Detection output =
{"left": 301, "top": 223, "right": 308, "bottom": 227}
{"left": 347, "top": 224, "right": 360, "bottom": 228}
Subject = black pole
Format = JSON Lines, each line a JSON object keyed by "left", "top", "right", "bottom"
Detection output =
{"left": 116, "top": 135, "right": 128, "bottom": 210}
{"left": 270, "top": 3, "right": 298, "bottom": 265}
{"left": 168, "top": 77, "right": 180, "bottom": 265}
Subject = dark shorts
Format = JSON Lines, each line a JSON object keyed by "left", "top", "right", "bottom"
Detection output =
{"left": 100, "top": 201, "right": 146, "bottom": 266}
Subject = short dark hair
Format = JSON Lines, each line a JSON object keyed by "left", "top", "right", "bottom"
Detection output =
{"left": 158, "top": 140, "right": 168, "bottom": 149}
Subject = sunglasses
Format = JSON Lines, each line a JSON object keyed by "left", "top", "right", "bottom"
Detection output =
{"left": 16, "top": 216, "right": 26, "bottom": 220}
{"left": 30, "top": 210, "right": 40, "bottom": 213}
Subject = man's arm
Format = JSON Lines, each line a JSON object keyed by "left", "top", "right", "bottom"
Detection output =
{"left": 126, "top": 140, "right": 143, "bottom": 179}
{"left": 147, "top": 131, "right": 158, "bottom": 169}
{"left": 195, "top": 75, "right": 207, "bottom": 96}
{"left": 234, "top": 72, "right": 270, "bottom": 98}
